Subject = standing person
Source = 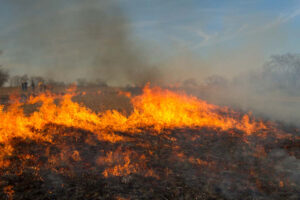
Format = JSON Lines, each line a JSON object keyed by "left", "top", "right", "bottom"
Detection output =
{"left": 21, "top": 80, "right": 26, "bottom": 91}
{"left": 24, "top": 80, "right": 28, "bottom": 91}
{"left": 31, "top": 80, "right": 35, "bottom": 92}
{"left": 20, "top": 75, "right": 28, "bottom": 92}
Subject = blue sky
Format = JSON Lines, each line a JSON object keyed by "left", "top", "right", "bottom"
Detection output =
{"left": 0, "top": 0, "right": 300, "bottom": 82}
{"left": 120, "top": 0, "right": 300, "bottom": 54}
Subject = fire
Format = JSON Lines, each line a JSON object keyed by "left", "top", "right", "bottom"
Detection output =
{"left": 0, "top": 85, "right": 268, "bottom": 168}
{"left": 0, "top": 84, "right": 297, "bottom": 199}
{"left": 3, "top": 185, "right": 14, "bottom": 200}
{"left": 129, "top": 85, "right": 266, "bottom": 134}
{"left": 118, "top": 90, "right": 131, "bottom": 98}
{"left": 99, "top": 149, "right": 158, "bottom": 178}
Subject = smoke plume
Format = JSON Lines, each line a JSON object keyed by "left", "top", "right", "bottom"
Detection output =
{"left": 3, "top": 0, "right": 160, "bottom": 86}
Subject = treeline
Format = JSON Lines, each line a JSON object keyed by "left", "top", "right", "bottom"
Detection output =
{"left": 8, "top": 75, "right": 65, "bottom": 88}
{"left": 76, "top": 78, "right": 107, "bottom": 87}
{"left": 0, "top": 68, "right": 108, "bottom": 88}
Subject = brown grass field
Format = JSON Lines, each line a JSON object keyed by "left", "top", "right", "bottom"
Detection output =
{"left": 0, "top": 86, "right": 133, "bottom": 115}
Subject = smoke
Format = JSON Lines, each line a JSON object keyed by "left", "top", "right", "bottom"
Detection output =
{"left": 187, "top": 53, "right": 300, "bottom": 126}
{"left": 2, "top": 0, "right": 161, "bottom": 86}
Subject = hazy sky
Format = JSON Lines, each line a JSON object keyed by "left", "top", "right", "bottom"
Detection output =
{"left": 0, "top": 0, "right": 300, "bottom": 83}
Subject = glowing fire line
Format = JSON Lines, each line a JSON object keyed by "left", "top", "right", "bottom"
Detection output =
{"left": 0, "top": 85, "right": 267, "bottom": 169}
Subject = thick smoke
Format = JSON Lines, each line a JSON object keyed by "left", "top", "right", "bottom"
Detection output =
{"left": 3, "top": 0, "right": 160, "bottom": 86}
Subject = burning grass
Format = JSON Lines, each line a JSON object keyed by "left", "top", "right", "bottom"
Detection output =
{"left": 0, "top": 85, "right": 299, "bottom": 199}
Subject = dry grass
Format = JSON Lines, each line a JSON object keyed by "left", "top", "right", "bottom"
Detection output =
{"left": 0, "top": 86, "right": 133, "bottom": 115}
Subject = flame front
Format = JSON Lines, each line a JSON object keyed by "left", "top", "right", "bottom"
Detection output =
{"left": 0, "top": 85, "right": 266, "bottom": 146}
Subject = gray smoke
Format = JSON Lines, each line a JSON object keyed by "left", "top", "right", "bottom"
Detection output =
{"left": 230, "top": 53, "right": 300, "bottom": 124}
{"left": 2, "top": 0, "right": 161, "bottom": 86}
{"left": 178, "top": 53, "right": 300, "bottom": 126}
{"left": 260, "top": 54, "right": 300, "bottom": 95}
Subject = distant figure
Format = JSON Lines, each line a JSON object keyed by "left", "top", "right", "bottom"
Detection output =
{"left": 24, "top": 81, "right": 28, "bottom": 91}
{"left": 31, "top": 80, "right": 35, "bottom": 91}
{"left": 21, "top": 80, "right": 28, "bottom": 92}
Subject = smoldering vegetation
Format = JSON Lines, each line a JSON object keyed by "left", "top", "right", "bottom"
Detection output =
{"left": 177, "top": 53, "right": 300, "bottom": 127}
{"left": 2, "top": 0, "right": 161, "bottom": 86}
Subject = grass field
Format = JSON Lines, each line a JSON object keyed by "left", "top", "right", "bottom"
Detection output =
{"left": 0, "top": 86, "right": 134, "bottom": 115}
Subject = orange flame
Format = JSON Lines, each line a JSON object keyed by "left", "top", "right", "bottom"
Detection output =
{"left": 118, "top": 90, "right": 131, "bottom": 98}
{"left": 128, "top": 85, "right": 266, "bottom": 134}
{"left": 0, "top": 84, "right": 269, "bottom": 174}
